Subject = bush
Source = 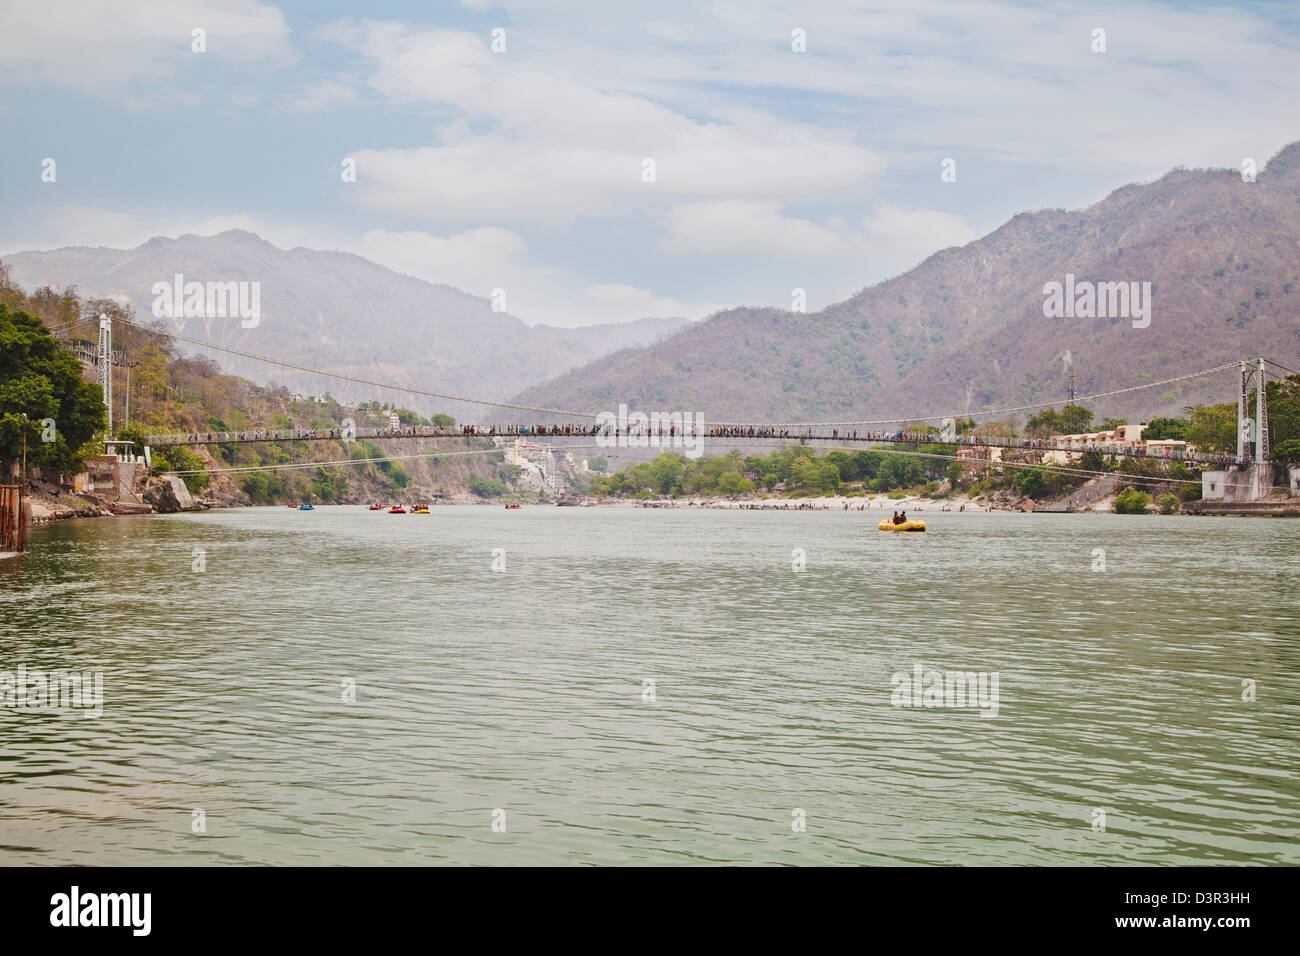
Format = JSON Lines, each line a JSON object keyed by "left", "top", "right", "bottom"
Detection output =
{"left": 1157, "top": 493, "right": 1181, "bottom": 515}
{"left": 469, "top": 476, "right": 507, "bottom": 497}
{"left": 154, "top": 446, "right": 209, "bottom": 493}
{"left": 1113, "top": 487, "right": 1152, "bottom": 514}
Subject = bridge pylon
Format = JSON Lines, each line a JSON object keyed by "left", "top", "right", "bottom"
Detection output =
{"left": 98, "top": 312, "right": 113, "bottom": 435}
{"left": 1237, "top": 357, "right": 1269, "bottom": 463}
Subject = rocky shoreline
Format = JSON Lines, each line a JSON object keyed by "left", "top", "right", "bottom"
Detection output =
{"left": 22, "top": 474, "right": 235, "bottom": 524}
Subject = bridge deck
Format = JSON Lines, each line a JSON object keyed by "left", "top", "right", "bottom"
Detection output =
{"left": 143, "top": 425, "right": 1244, "bottom": 467}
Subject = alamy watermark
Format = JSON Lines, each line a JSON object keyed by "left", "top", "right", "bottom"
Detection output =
{"left": 891, "top": 663, "right": 1000, "bottom": 718}
{"left": 595, "top": 403, "right": 705, "bottom": 459}
{"left": 151, "top": 273, "right": 261, "bottom": 329}
{"left": 1042, "top": 273, "right": 1150, "bottom": 328}
{"left": 1, "top": 664, "right": 103, "bottom": 717}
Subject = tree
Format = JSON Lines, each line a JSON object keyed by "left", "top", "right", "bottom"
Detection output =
{"left": 1026, "top": 408, "right": 1068, "bottom": 437}
{"left": 469, "top": 476, "right": 506, "bottom": 497}
{"left": 854, "top": 450, "right": 883, "bottom": 480}
{"left": 1113, "top": 487, "right": 1152, "bottom": 514}
{"left": 1018, "top": 466, "right": 1045, "bottom": 498}
{"left": 717, "top": 471, "right": 753, "bottom": 495}
{"left": 1264, "top": 376, "right": 1300, "bottom": 462}
{"left": 1078, "top": 451, "right": 1109, "bottom": 474}
{"left": 240, "top": 472, "right": 271, "bottom": 502}
{"left": 1156, "top": 493, "right": 1181, "bottom": 515}
{"left": 0, "top": 303, "right": 106, "bottom": 475}
{"left": 1185, "top": 403, "right": 1236, "bottom": 454}
{"left": 650, "top": 453, "right": 684, "bottom": 494}
{"left": 1061, "top": 404, "right": 1094, "bottom": 434}
{"left": 153, "top": 446, "right": 209, "bottom": 493}
{"left": 1272, "top": 439, "right": 1300, "bottom": 465}
{"left": 1143, "top": 417, "right": 1188, "bottom": 441}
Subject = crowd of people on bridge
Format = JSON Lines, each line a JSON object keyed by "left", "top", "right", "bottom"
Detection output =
{"left": 149, "top": 420, "right": 1252, "bottom": 468}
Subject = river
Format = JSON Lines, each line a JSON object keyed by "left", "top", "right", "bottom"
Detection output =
{"left": 1, "top": 506, "right": 1296, "bottom": 865}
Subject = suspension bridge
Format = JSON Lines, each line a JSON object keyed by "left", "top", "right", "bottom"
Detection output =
{"left": 88, "top": 315, "right": 1298, "bottom": 498}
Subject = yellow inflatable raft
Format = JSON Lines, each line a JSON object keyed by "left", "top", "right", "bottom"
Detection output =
{"left": 878, "top": 519, "right": 927, "bottom": 532}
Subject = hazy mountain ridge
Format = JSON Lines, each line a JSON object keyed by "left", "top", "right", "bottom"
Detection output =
{"left": 514, "top": 142, "right": 1300, "bottom": 424}
{"left": 1, "top": 231, "right": 691, "bottom": 421}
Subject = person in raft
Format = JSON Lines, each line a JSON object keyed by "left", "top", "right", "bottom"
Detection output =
{"left": 894, "top": 511, "right": 907, "bottom": 525}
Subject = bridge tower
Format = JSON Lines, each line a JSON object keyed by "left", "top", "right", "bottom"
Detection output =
{"left": 1236, "top": 358, "right": 1269, "bottom": 462}
{"left": 98, "top": 312, "right": 112, "bottom": 434}
{"left": 1257, "top": 357, "right": 1269, "bottom": 464}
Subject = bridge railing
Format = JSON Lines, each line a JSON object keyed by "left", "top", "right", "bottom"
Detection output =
{"left": 143, "top": 424, "right": 1247, "bottom": 468}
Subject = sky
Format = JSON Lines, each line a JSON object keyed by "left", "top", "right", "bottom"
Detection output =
{"left": 0, "top": 0, "right": 1297, "bottom": 327}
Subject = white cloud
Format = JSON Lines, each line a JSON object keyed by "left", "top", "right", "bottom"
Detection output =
{"left": 284, "top": 78, "right": 360, "bottom": 113}
{"left": 357, "top": 227, "right": 726, "bottom": 326}
{"left": 323, "top": 20, "right": 885, "bottom": 222}
{"left": 578, "top": 284, "right": 725, "bottom": 324}
{"left": 662, "top": 200, "right": 863, "bottom": 260}
{"left": 358, "top": 227, "right": 534, "bottom": 292}
{"left": 661, "top": 200, "right": 977, "bottom": 275}
{"left": 861, "top": 205, "right": 979, "bottom": 265}
{"left": 0, "top": 0, "right": 295, "bottom": 93}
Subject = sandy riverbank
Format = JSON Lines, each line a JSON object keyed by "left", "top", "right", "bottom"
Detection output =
{"left": 603, "top": 491, "right": 1006, "bottom": 511}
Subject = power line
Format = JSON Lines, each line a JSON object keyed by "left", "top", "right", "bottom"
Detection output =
{"left": 1262, "top": 357, "right": 1300, "bottom": 378}
{"left": 115, "top": 316, "right": 603, "bottom": 420}
{"left": 166, "top": 443, "right": 607, "bottom": 476}
{"left": 113, "top": 314, "right": 1252, "bottom": 429}
{"left": 700, "top": 363, "right": 1240, "bottom": 427}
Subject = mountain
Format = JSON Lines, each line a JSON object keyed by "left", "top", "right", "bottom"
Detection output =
{"left": 0, "top": 232, "right": 691, "bottom": 421}
{"left": 514, "top": 142, "right": 1300, "bottom": 425}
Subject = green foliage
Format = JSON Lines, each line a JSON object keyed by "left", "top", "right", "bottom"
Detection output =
{"left": 650, "top": 453, "right": 684, "bottom": 494}
{"left": 469, "top": 476, "right": 506, "bottom": 497}
{"left": 1113, "top": 487, "right": 1153, "bottom": 514}
{"left": 791, "top": 457, "right": 840, "bottom": 492}
{"left": 1061, "top": 403, "right": 1094, "bottom": 434}
{"left": 1156, "top": 493, "right": 1181, "bottom": 515}
{"left": 1272, "top": 438, "right": 1300, "bottom": 464}
{"left": 240, "top": 472, "right": 272, "bottom": 503}
{"left": 1017, "top": 466, "right": 1044, "bottom": 497}
{"left": 154, "top": 446, "right": 209, "bottom": 492}
{"left": 0, "top": 303, "right": 107, "bottom": 473}
{"left": 716, "top": 471, "right": 753, "bottom": 495}
{"left": 1185, "top": 403, "right": 1236, "bottom": 454}
{"left": 1025, "top": 408, "right": 1067, "bottom": 437}
{"left": 1078, "top": 451, "right": 1110, "bottom": 474}
{"left": 1143, "top": 417, "right": 1189, "bottom": 441}
{"left": 1265, "top": 376, "right": 1300, "bottom": 462}
{"left": 310, "top": 466, "right": 347, "bottom": 501}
